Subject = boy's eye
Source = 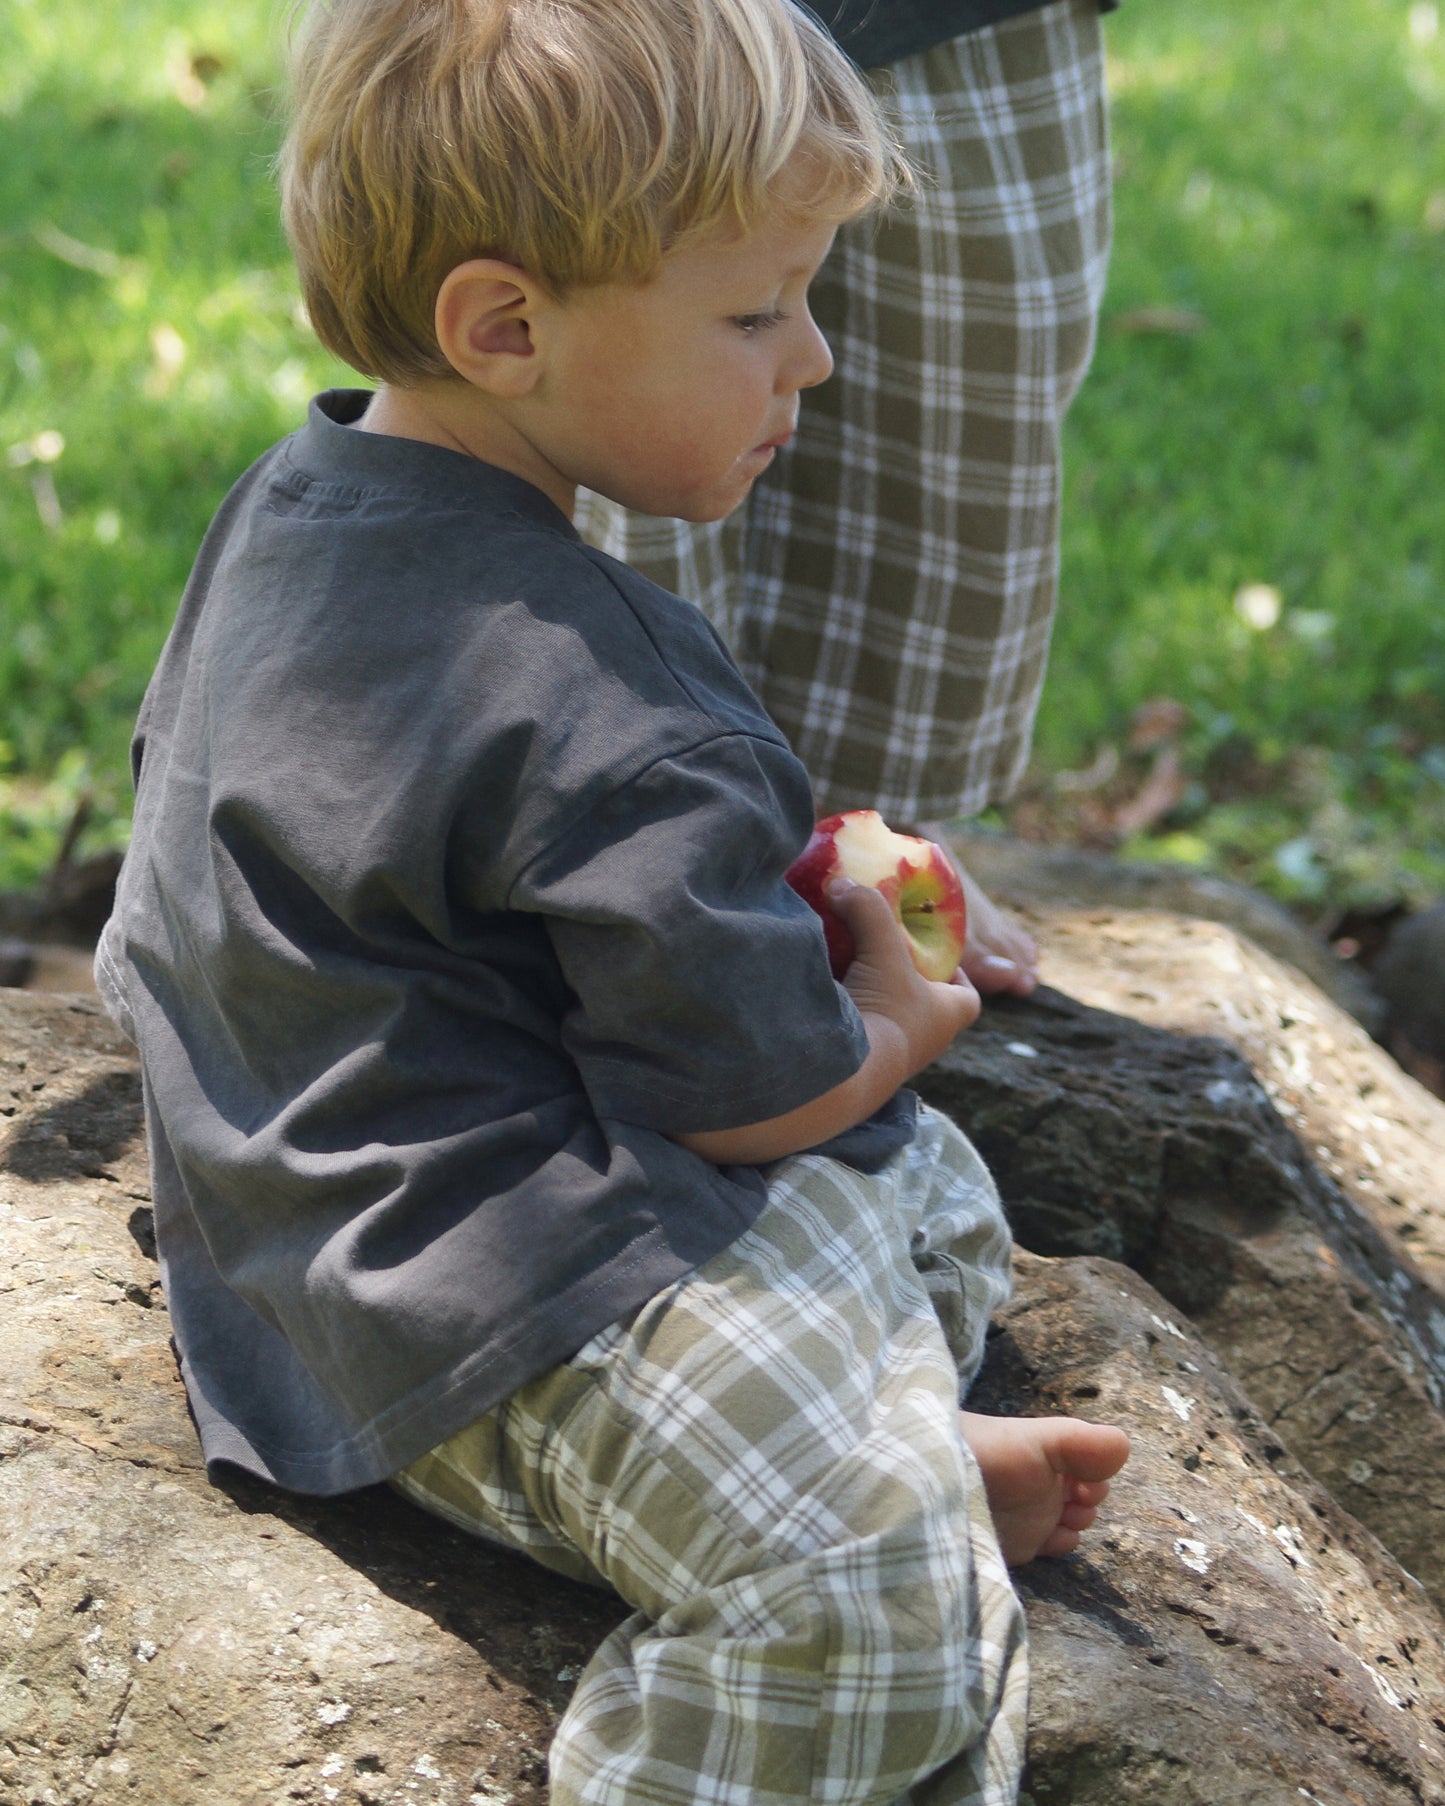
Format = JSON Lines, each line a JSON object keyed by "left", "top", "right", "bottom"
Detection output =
{"left": 733, "top": 308, "right": 786, "bottom": 335}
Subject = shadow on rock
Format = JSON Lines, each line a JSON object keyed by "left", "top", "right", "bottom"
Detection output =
{"left": 918, "top": 985, "right": 1294, "bottom": 1297}
{"left": 971, "top": 1252, "right": 1445, "bottom": 1806}
{"left": 0, "top": 1066, "right": 145, "bottom": 1183}
{"left": 213, "top": 1465, "right": 628, "bottom": 1711}
{"left": 920, "top": 985, "right": 1445, "bottom": 1613}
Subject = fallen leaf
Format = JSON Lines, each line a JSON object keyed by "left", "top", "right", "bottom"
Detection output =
{"left": 145, "top": 323, "right": 188, "bottom": 398}
{"left": 1128, "top": 696, "right": 1189, "bottom": 752}
{"left": 1112, "top": 747, "right": 1186, "bottom": 838}
{"left": 1234, "top": 583, "right": 1282, "bottom": 631}
{"left": 167, "top": 48, "right": 207, "bottom": 110}
{"left": 31, "top": 469, "right": 63, "bottom": 533}
{"left": 1051, "top": 743, "right": 1119, "bottom": 794}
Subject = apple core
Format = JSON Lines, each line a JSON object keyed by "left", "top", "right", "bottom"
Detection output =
{"left": 785, "top": 810, "right": 968, "bottom": 982}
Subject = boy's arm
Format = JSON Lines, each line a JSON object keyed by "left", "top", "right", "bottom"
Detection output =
{"left": 670, "top": 881, "right": 978, "bottom": 1166}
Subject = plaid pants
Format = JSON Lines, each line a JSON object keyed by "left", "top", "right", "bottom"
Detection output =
{"left": 575, "top": 0, "right": 1111, "bottom": 822}
{"left": 395, "top": 1105, "right": 1026, "bottom": 1806}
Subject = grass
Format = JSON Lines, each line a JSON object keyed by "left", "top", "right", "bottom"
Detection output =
{"left": 2, "top": 0, "right": 1444, "bottom": 921}
{"left": 1020, "top": 0, "right": 1445, "bottom": 916}
{"left": 0, "top": 0, "right": 352, "bottom": 888}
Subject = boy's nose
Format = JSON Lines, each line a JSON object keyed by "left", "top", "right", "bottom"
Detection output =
{"left": 790, "top": 313, "right": 834, "bottom": 392}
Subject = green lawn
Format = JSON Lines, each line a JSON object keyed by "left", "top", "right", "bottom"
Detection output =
{"left": 1034, "top": 0, "right": 1445, "bottom": 914}
{"left": 2, "top": 0, "right": 1444, "bottom": 917}
{"left": 0, "top": 0, "right": 354, "bottom": 888}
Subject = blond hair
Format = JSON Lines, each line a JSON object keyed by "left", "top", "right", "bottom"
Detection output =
{"left": 278, "top": 0, "right": 909, "bottom": 383}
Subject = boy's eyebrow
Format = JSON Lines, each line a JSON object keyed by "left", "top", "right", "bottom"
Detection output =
{"left": 766, "top": 246, "right": 833, "bottom": 283}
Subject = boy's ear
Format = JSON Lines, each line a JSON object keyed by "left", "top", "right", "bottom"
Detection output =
{"left": 434, "top": 259, "right": 551, "bottom": 397}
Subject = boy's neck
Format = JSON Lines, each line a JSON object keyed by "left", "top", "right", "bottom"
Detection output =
{"left": 353, "top": 383, "right": 577, "bottom": 520}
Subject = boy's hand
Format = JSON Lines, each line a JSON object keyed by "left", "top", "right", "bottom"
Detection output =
{"left": 827, "top": 878, "right": 979, "bottom": 1075}
{"left": 907, "top": 821, "right": 1040, "bottom": 997}
{"left": 669, "top": 876, "right": 978, "bottom": 1168}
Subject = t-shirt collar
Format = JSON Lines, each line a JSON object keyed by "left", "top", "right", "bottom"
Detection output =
{"left": 292, "top": 388, "right": 580, "bottom": 539}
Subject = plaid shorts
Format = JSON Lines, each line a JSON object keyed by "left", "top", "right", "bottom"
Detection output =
{"left": 395, "top": 1105, "right": 1026, "bottom": 1806}
{"left": 575, "top": 0, "right": 1111, "bottom": 822}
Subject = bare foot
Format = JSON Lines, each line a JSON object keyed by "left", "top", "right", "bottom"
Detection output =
{"left": 959, "top": 1411, "right": 1131, "bottom": 1566}
{"left": 911, "top": 823, "right": 1039, "bottom": 997}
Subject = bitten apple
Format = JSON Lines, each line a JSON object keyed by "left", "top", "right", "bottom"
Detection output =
{"left": 785, "top": 810, "right": 968, "bottom": 982}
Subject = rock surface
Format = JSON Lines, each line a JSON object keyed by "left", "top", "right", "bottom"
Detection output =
{"left": 5, "top": 904, "right": 1445, "bottom": 1804}
{"left": 1030, "top": 906, "right": 1445, "bottom": 1273}
{"left": 1371, "top": 901, "right": 1445, "bottom": 1093}
{"left": 976, "top": 1251, "right": 1445, "bottom": 1806}
{"left": 914, "top": 945, "right": 1445, "bottom": 1611}
{"left": 0, "top": 992, "right": 625, "bottom": 1806}
{"left": 954, "top": 831, "right": 1387, "bottom": 1032}
{"left": 1033, "top": 907, "right": 1445, "bottom": 1608}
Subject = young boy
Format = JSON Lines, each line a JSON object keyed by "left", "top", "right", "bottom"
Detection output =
{"left": 96, "top": 2, "right": 1128, "bottom": 1801}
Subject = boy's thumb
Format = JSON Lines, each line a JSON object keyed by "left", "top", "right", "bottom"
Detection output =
{"left": 825, "top": 878, "right": 897, "bottom": 948}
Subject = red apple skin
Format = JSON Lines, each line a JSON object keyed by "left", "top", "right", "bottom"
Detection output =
{"left": 783, "top": 816, "right": 858, "bottom": 977}
{"left": 785, "top": 811, "right": 968, "bottom": 982}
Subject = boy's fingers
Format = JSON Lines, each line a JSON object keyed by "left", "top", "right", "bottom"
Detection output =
{"left": 830, "top": 882, "right": 981, "bottom": 1039}
{"left": 825, "top": 878, "right": 909, "bottom": 958}
{"left": 945, "top": 971, "right": 982, "bottom": 1031}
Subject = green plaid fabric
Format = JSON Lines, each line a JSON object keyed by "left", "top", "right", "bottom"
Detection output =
{"left": 395, "top": 1106, "right": 1026, "bottom": 1806}
{"left": 575, "top": 0, "right": 1110, "bottom": 822}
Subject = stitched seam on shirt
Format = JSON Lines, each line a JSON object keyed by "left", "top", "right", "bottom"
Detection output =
{"left": 584, "top": 1031, "right": 867, "bottom": 1125}
{"left": 503, "top": 728, "right": 786, "bottom": 912}
{"left": 278, "top": 440, "right": 578, "bottom": 535}
{"left": 574, "top": 544, "right": 791, "bottom": 727}
{"left": 272, "top": 454, "right": 372, "bottom": 509}
{"left": 199, "top": 1229, "right": 724, "bottom": 1474}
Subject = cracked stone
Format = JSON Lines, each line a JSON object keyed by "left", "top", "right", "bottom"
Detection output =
{"left": 915, "top": 916, "right": 1445, "bottom": 1610}
{"left": 7, "top": 917, "right": 1445, "bottom": 1804}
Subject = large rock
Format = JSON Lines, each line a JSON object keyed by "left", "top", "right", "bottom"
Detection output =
{"left": 968, "top": 1256, "right": 1445, "bottom": 1806}
{"left": 1033, "top": 906, "right": 1445, "bottom": 1281}
{"left": 915, "top": 918, "right": 1445, "bottom": 1611}
{"left": 1040, "top": 907, "right": 1445, "bottom": 1604}
{"left": 977, "top": 1251, "right": 1445, "bottom": 1806}
{"left": 0, "top": 992, "right": 625, "bottom": 1805}
{"left": 5, "top": 916, "right": 1445, "bottom": 1805}
{"left": 952, "top": 831, "right": 1388, "bottom": 1032}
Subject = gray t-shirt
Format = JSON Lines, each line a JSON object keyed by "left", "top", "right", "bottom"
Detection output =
{"left": 98, "top": 391, "right": 911, "bottom": 1495}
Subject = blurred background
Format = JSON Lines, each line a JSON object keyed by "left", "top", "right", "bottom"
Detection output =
{"left": 1, "top": 0, "right": 1443, "bottom": 957}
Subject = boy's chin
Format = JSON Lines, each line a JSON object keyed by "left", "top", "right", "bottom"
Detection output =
{"left": 590, "top": 468, "right": 755, "bottom": 525}
{"left": 671, "top": 477, "right": 760, "bottom": 524}
{"left": 675, "top": 497, "right": 747, "bottom": 524}
{"left": 619, "top": 493, "right": 748, "bottom": 527}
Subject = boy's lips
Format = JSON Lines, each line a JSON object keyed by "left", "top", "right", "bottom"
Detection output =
{"left": 749, "top": 428, "right": 795, "bottom": 460}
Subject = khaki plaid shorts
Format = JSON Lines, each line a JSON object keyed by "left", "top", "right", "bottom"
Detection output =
{"left": 575, "top": 0, "right": 1111, "bottom": 822}
{"left": 395, "top": 1105, "right": 1027, "bottom": 1806}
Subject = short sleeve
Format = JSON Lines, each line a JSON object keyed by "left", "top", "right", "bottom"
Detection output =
{"left": 508, "top": 732, "right": 869, "bottom": 1135}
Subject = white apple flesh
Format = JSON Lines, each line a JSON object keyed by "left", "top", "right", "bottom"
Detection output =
{"left": 785, "top": 810, "right": 969, "bottom": 982}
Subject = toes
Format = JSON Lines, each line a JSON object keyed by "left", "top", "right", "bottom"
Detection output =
{"left": 1053, "top": 1421, "right": 1131, "bottom": 1484}
{"left": 964, "top": 952, "right": 1035, "bottom": 997}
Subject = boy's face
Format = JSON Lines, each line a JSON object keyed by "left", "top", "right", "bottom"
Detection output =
{"left": 529, "top": 203, "right": 838, "bottom": 522}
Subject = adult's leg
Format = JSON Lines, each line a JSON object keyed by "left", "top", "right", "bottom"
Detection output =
{"left": 575, "top": 0, "right": 1112, "bottom": 825}
{"left": 395, "top": 1135, "right": 1027, "bottom": 1806}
